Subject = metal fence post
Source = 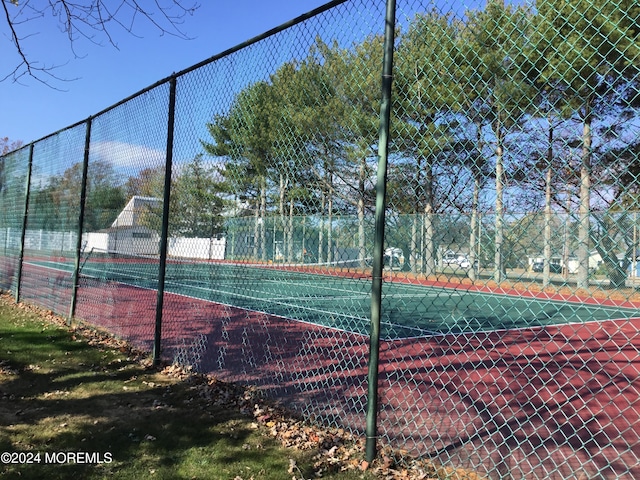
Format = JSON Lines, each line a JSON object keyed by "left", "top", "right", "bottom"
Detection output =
{"left": 366, "top": 0, "right": 396, "bottom": 464}
{"left": 68, "top": 117, "right": 92, "bottom": 324}
{"left": 15, "top": 144, "right": 33, "bottom": 303}
{"left": 153, "top": 76, "right": 177, "bottom": 367}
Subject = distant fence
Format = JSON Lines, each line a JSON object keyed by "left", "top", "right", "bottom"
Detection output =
{"left": 1, "top": 0, "right": 639, "bottom": 478}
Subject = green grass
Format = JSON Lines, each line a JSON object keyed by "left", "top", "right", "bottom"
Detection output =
{"left": 0, "top": 296, "right": 378, "bottom": 480}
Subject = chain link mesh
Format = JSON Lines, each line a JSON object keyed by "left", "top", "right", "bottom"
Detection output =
{"left": 383, "top": 1, "right": 639, "bottom": 477}
{"left": 0, "top": 146, "right": 29, "bottom": 293}
{"left": 1, "top": 0, "right": 639, "bottom": 478}
{"left": 18, "top": 127, "right": 87, "bottom": 313}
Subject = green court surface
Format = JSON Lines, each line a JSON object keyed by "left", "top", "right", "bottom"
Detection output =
{"left": 32, "top": 256, "right": 640, "bottom": 340}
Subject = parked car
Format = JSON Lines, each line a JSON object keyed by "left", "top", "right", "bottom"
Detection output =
{"left": 532, "top": 261, "right": 562, "bottom": 273}
{"left": 442, "top": 251, "right": 461, "bottom": 265}
{"left": 458, "top": 256, "right": 471, "bottom": 269}
{"left": 383, "top": 247, "right": 404, "bottom": 270}
{"left": 443, "top": 252, "right": 475, "bottom": 269}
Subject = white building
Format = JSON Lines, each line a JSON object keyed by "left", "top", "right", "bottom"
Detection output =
{"left": 83, "top": 196, "right": 161, "bottom": 256}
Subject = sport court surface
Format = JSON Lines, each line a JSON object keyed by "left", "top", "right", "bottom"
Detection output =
{"left": 23, "top": 253, "right": 640, "bottom": 478}
{"left": 32, "top": 253, "right": 640, "bottom": 339}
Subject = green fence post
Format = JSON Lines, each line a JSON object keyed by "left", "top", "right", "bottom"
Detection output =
{"left": 68, "top": 117, "right": 92, "bottom": 325}
{"left": 15, "top": 144, "right": 33, "bottom": 303}
{"left": 153, "top": 76, "right": 177, "bottom": 367}
{"left": 366, "top": 0, "right": 396, "bottom": 464}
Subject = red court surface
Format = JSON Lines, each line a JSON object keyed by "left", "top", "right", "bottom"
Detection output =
{"left": 378, "top": 319, "right": 640, "bottom": 479}
{"left": 77, "top": 285, "right": 639, "bottom": 479}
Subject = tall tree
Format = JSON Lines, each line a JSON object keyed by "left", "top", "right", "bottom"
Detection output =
{"left": 269, "top": 57, "right": 340, "bottom": 263}
{"left": 124, "top": 166, "right": 165, "bottom": 199}
{"left": 36, "top": 160, "right": 127, "bottom": 232}
{"left": 530, "top": 0, "right": 640, "bottom": 288}
{"left": 85, "top": 160, "right": 127, "bottom": 231}
{"left": 312, "top": 37, "right": 381, "bottom": 267}
{"left": 170, "top": 154, "right": 224, "bottom": 238}
{"left": 275, "top": 45, "right": 356, "bottom": 263}
{"left": 458, "top": 0, "right": 535, "bottom": 282}
{"left": 202, "top": 81, "right": 275, "bottom": 261}
{"left": 393, "top": 10, "right": 461, "bottom": 276}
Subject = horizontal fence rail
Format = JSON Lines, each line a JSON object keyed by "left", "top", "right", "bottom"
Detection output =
{"left": 1, "top": 0, "right": 639, "bottom": 478}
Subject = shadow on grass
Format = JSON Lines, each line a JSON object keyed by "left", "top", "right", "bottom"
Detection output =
{"left": 0, "top": 320, "right": 299, "bottom": 480}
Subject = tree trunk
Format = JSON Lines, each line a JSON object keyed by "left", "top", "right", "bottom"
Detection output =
{"left": 327, "top": 193, "right": 333, "bottom": 264}
{"left": 253, "top": 199, "right": 260, "bottom": 260}
{"left": 318, "top": 192, "right": 325, "bottom": 264}
{"left": 469, "top": 172, "right": 481, "bottom": 282}
{"left": 493, "top": 115, "right": 505, "bottom": 283}
{"left": 576, "top": 103, "right": 592, "bottom": 290}
{"left": 542, "top": 123, "right": 553, "bottom": 288}
{"left": 423, "top": 159, "right": 435, "bottom": 276}
{"left": 287, "top": 199, "right": 293, "bottom": 262}
{"left": 469, "top": 122, "right": 485, "bottom": 282}
{"left": 411, "top": 214, "right": 418, "bottom": 274}
{"left": 260, "top": 180, "right": 267, "bottom": 262}
{"left": 358, "top": 157, "right": 367, "bottom": 269}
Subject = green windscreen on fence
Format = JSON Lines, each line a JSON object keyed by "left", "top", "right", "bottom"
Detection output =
{"left": 0, "top": 147, "right": 29, "bottom": 293}
{"left": 18, "top": 126, "right": 87, "bottom": 313}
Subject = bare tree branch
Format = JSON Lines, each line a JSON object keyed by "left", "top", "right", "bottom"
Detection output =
{"left": 1, "top": 0, "right": 199, "bottom": 87}
{"left": 1, "top": 136, "right": 24, "bottom": 154}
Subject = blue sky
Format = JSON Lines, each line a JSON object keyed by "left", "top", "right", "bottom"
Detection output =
{"left": 0, "top": 1, "right": 330, "bottom": 145}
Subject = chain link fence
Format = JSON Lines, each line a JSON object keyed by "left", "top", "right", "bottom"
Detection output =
{"left": 1, "top": 0, "right": 639, "bottom": 478}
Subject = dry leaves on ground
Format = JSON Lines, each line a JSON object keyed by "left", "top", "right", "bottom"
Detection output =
{"left": 1, "top": 294, "right": 484, "bottom": 480}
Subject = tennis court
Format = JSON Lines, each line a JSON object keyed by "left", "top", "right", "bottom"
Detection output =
{"left": 30, "top": 252, "right": 640, "bottom": 339}
{"left": 16, "top": 252, "right": 639, "bottom": 478}
{"left": 12, "top": 252, "right": 640, "bottom": 478}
